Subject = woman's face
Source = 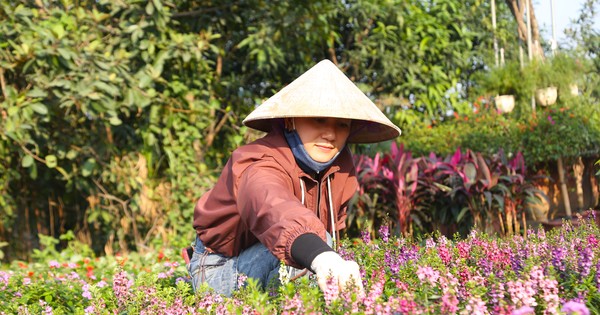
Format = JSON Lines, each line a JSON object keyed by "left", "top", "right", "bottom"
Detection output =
{"left": 289, "top": 117, "right": 352, "bottom": 163}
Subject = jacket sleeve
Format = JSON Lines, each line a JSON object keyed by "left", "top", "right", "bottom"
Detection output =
{"left": 236, "top": 158, "right": 327, "bottom": 267}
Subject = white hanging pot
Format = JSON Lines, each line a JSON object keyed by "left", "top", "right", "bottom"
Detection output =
{"left": 535, "top": 86, "right": 558, "bottom": 106}
{"left": 569, "top": 84, "right": 579, "bottom": 96}
{"left": 494, "top": 95, "right": 515, "bottom": 114}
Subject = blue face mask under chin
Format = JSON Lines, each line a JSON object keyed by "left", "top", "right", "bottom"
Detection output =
{"left": 284, "top": 129, "right": 341, "bottom": 174}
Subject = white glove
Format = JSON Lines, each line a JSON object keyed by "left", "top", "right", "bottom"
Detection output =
{"left": 310, "top": 251, "right": 364, "bottom": 296}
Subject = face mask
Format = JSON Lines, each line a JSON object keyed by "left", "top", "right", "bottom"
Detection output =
{"left": 284, "top": 128, "right": 341, "bottom": 174}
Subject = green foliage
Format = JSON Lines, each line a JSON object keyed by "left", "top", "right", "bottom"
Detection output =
{"left": 401, "top": 99, "right": 600, "bottom": 168}
{"left": 0, "top": 0, "right": 230, "bottom": 258}
{"left": 0, "top": 0, "right": 596, "bottom": 263}
{"left": 474, "top": 61, "right": 535, "bottom": 99}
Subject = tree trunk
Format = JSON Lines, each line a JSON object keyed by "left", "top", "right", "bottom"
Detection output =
{"left": 504, "top": 0, "right": 545, "bottom": 59}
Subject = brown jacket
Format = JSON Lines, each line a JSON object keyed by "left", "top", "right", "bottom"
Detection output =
{"left": 193, "top": 127, "right": 358, "bottom": 268}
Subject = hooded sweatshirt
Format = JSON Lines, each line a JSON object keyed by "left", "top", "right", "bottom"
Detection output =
{"left": 193, "top": 127, "right": 358, "bottom": 268}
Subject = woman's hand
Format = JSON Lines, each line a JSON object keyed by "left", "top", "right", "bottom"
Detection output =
{"left": 310, "top": 251, "right": 364, "bottom": 296}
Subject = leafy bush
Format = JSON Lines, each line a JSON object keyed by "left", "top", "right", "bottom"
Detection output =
{"left": 0, "top": 0, "right": 237, "bottom": 258}
{"left": 401, "top": 99, "right": 600, "bottom": 169}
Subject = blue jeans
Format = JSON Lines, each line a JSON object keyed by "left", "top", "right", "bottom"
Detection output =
{"left": 187, "top": 237, "right": 289, "bottom": 296}
{"left": 187, "top": 234, "right": 331, "bottom": 296}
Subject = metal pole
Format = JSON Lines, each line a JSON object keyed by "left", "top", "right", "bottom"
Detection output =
{"left": 492, "top": 0, "right": 499, "bottom": 66}
{"left": 550, "top": 0, "right": 557, "bottom": 55}
{"left": 525, "top": 0, "right": 533, "bottom": 61}
{"left": 525, "top": 0, "right": 535, "bottom": 111}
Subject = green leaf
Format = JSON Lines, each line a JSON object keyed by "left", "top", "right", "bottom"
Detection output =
{"left": 94, "top": 81, "right": 120, "bottom": 97}
{"left": 50, "top": 24, "right": 65, "bottom": 39}
{"left": 109, "top": 116, "right": 122, "bottom": 126}
{"left": 45, "top": 155, "right": 57, "bottom": 168}
{"left": 30, "top": 103, "right": 48, "bottom": 115}
{"left": 66, "top": 150, "right": 78, "bottom": 160}
{"left": 152, "top": 0, "right": 163, "bottom": 11}
{"left": 21, "top": 155, "right": 34, "bottom": 168}
{"left": 26, "top": 88, "right": 48, "bottom": 98}
{"left": 146, "top": 1, "right": 155, "bottom": 15}
{"left": 82, "top": 158, "right": 97, "bottom": 177}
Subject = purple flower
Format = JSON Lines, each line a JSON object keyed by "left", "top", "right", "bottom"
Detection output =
{"left": 361, "top": 230, "right": 371, "bottom": 244}
{"left": 378, "top": 225, "right": 390, "bottom": 243}
{"left": 551, "top": 245, "right": 566, "bottom": 274}
{"left": 577, "top": 244, "right": 593, "bottom": 278}
{"left": 547, "top": 115, "right": 555, "bottom": 125}
{"left": 596, "top": 260, "right": 600, "bottom": 290}
{"left": 562, "top": 300, "right": 590, "bottom": 315}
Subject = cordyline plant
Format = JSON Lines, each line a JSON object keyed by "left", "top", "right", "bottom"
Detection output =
{"left": 351, "top": 143, "right": 419, "bottom": 237}
{"left": 2, "top": 215, "right": 600, "bottom": 314}
{"left": 352, "top": 143, "right": 546, "bottom": 238}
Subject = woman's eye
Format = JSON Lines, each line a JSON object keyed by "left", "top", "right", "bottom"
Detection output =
{"left": 338, "top": 121, "right": 351, "bottom": 128}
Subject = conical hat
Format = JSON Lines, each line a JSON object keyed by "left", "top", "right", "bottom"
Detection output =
{"left": 242, "top": 59, "right": 401, "bottom": 143}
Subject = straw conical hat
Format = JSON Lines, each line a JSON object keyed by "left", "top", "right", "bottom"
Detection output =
{"left": 242, "top": 59, "right": 401, "bottom": 143}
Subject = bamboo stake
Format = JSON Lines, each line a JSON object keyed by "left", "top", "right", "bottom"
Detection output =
{"left": 557, "top": 157, "right": 573, "bottom": 217}
{"left": 498, "top": 212, "right": 506, "bottom": 236}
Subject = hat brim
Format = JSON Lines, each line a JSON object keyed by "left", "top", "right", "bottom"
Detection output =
{"left": 244, "top": 117, "right": 401, "bottom": 144}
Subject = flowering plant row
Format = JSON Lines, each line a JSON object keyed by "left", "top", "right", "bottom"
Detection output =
{"left": 1, "top": 216, "right": 599, "bottom": 314}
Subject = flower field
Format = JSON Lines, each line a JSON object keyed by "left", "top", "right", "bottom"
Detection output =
{"left": 2, "top": 217, "right": 600, "bottom": 314}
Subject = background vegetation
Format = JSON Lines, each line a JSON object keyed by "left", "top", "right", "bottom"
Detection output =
{"left": 1, "top": 0, "right": 598, "bottom": 262}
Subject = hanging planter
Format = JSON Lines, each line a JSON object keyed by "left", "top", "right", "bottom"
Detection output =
{"left": 494, "top": 95, "right": 515, "bottom": 113}
{"left": 535, "top": 86, "right": 558, "bottom": 106}
{"left": 569, "top": 83, "right": 579, "bottom": 96}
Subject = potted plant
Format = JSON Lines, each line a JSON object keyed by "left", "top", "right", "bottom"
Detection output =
{"left": 476, "top": 61, "right": 533, "bottom": 114}
{"left": 529, "top": 54, "right": 582, "bottom": 106}
{"left": 528, "top": 60, "right": 558, "bottom": 106}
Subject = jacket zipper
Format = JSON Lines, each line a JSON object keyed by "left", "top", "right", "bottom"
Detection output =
{"left": 316, "top": 180, "right": 321, "bottom": 219}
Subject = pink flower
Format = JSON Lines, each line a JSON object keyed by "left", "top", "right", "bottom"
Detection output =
{"left": 48, "top": 260, "right": 60, "bottom": 268}
{"left": 416, "top": 266, "right": 440, "bottom": 286}
{"left": 512, "top": 306, "right": 535, "bottom": 315}
{"left": 323, "top": 276, "right": 339, "bottom": 305}
{"left": 561, "top": 301, "right": 590, "bottom": 315}
{"left": 547, "top": 115, "right": 555, "bottom": 125}
{"left": 237, "top": 274, "right": 248, "bottom": 288}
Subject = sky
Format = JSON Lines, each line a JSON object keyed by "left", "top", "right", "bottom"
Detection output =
{"left": 533, "top": 0, "right": 593, "bottom": 45}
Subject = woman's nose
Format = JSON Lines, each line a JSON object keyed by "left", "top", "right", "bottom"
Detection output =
{"left": 321, "top": 123, "right": 336, "bottom": 140}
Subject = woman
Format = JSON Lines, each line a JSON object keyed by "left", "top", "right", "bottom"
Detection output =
{"left": 188, "top": 59, "right": 401, "bottom": 297}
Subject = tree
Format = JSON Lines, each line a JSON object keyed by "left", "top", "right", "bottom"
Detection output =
{"left": 504, "top": 0, "right": 545, "bottom": 59}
